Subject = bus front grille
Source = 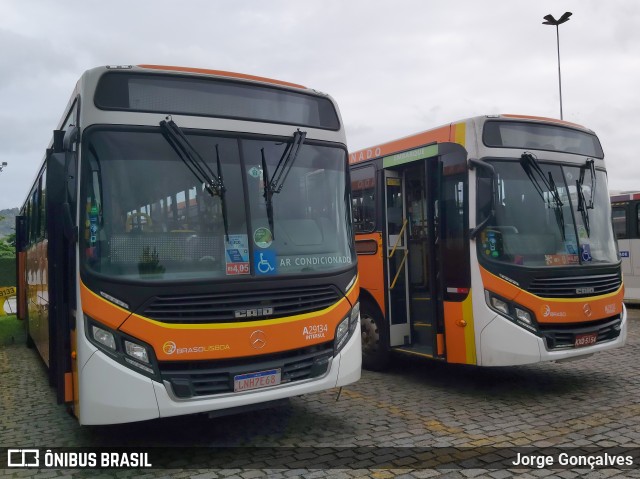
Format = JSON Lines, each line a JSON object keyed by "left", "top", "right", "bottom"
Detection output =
{"left": 141, "top": 285, "right": 341, "bottom": 323}
{"left": 159, "top": 344, "right": 333, "bottom": 399}
{"left": 539, "top": 316, "right": 622, "bottom": 350}
{"left": 528, "top": 273, "right": 621, "bottom": 298}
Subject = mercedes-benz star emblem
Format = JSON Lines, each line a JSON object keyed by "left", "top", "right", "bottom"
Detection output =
{"left": 250, "top": 330, "right": 267, "bottom": 349}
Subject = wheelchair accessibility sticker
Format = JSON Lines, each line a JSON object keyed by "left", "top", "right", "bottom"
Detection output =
{"left": 254, "top": 250, "right": 277, "bottom": 275}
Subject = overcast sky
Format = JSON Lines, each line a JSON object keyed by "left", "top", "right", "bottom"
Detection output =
{"left": 1, "top": 0, "right": 638, "bottom": 209}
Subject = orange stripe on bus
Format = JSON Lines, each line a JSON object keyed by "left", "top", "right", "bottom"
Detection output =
{"left": 443, "top": 301, "right": 468, "bottom": 364}
{"left": 64, "top": 372, "right": 73, "bottom": 403}
{"left": 350, "top": 124, "right": 452, "bottom": 165}
{"left": 119, "top": 294, "right": 352, "bottom": 361}
{"left": 80, "top": 282, "right": 131, "bottom": 329}
{"left": 355, "top": 232, "right": 386, "bottom": 316}
{"left": 436, "top": 333, "right": 445, "bottom": 356}
{"left": 347, "top": 275, "right": 360, "bottom": 306}
{"left": 137, "top": 65, "right": 307, "bottom": 89}
{"left": 443, "top": 295, "right": 476, "bottom": 365}
{"left": 479, "top": 267, "right": 624, "bottom": 324}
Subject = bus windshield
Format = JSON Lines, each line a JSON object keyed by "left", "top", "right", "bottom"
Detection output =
{"left": 80, "top": 128, "right": 354, "bottom": 281}
{"left": 477, "top": 160, "right": 617, "bottom": 267}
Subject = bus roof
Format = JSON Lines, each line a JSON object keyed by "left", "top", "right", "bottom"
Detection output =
{"left": 349, "top": 113, "right": 592, "bottom": 165}
{"left": 137, "top": 64, "right": 307, "bottom": 90}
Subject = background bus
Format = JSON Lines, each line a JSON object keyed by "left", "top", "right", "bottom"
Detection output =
{"left": 351, "top": 114, "right": 626, "bottom": 370}
{"left": 611, "top": 191, "right": 640, "bottom": 303}
{"left": 16, "top": 65, "right": 360, "bottom": 425}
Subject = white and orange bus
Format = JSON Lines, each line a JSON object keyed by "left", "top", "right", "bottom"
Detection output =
{"left": 350, "top": 114, "right": 626, "bottom": 369}
{"left": 611, "top": 191, "right": 640, "bottom": 303}
{"left": 16, "top": 65, "right": 360, "bottom": 425}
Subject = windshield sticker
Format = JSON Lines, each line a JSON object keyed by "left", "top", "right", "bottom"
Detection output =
{"left": 225, "top": 234, "right": 250, "bottom": 275}
{"left": 545, "top": 254, "right": 579, "bottom": 266}
{"left": 580, "top": 244, "right": 592, "bottom": 262}
{"left": 248, "top": 166, "right": 263, "bottom": 179}
{"left": 481, "top": 230, "right": 503, "bottom": 258}
{"left": 254, "top": 227, "right": 273, "bottom": 249}
{"left": 254, "top": 250, "right": 277, "bottom": 275}
{"left": 564, "top": 241, "right": 578, "bottom": 254}
{"left": 577, "top": 224, "right": 588, "bottom": 239}
{"left": 278, "top": 255, "right": 353, "bottom": 270}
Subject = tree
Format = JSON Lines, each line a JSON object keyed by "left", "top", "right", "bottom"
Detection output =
{"left": 3, "top": 232, "right": 15, "bottom": 248}
{"left": 0, "top": 239, "right": 14, "bottom": 258}
{"left": 0, "top": 214, "right": 15, "bottom": 258}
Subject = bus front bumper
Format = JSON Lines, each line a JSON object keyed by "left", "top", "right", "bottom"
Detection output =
{"left": 478, "top": 305, "right": 627, "bottom": 367}
{"left": 78, "top": 320, "right": 361, "bottom": 425}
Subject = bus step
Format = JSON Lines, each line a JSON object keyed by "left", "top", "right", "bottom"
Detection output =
{"left": 412, "top": 322, "right": 434, "bottom": 346}
{"left": 394, "top": 344, "right": 434, "bottom": 359}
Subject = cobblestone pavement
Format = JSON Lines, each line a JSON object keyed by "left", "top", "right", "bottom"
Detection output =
{"left": 1, "top": 309, "right": 640, "bottom": 478}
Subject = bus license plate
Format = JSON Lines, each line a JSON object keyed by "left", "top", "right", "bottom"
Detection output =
{"left": 234, "top": 369, "right": 281, "bottom": 392}
{"left": 575, "top": 332, "right": 597, "bottom": 348}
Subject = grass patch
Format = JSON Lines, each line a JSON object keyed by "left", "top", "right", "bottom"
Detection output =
{"left": 0, "top": 314, "right": 26, "bottom": 346}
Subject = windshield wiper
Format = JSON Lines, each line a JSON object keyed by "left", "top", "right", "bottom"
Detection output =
{"left": 576, "top": 158, "right": 596, "bottom": 237}
{"left": 520, "top": 152, "right": 566, "bottom": 240}
{"left": 160, "top": 117, "right": 229, "bottom": 240}
{"left": 260, "top": 148, "right": 274, "bottom": 238}
{"left": 260, "top": 129, "right": 307, "bottom": 239}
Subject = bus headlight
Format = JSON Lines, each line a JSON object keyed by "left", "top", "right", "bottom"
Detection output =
{"left": 124, "top": 340, "right": 150, "bottom": 364}
{"left": 92, "top": 325, "right": 116, "bottom": 351}
{"left": 484, "top": 290, "right": 537, "bottom": 333}
{"left": 350, "top": 301, "right": 360, "bottom": 334}
{"left": 335, "top": 316, "right": 350, "bottom": 351}
{"left": 85, "top": 315, "right": 159, "bottom": 379}
{"left": 489, "top": 296, "right": 509, "bottom": 315}
{"left": 515, "top": 308, "right": 533, "bottom": 325}
{"left": 335, "top": 302, "right": 360, "bottom": 354}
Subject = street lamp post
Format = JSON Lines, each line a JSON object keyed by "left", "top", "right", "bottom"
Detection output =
{"left": 542, "top": 11, "right": 572, "bottom": 120}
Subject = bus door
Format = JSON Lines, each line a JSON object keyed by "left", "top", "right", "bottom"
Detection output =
{"left": 384, "top": 170, "right": 411, "bottom": 346}
{"left": 384, "top": 162, "right": 443, "bottom": 356}
{"left": 46, "top": 144, "right": 77, "bottom": 406}
{"left": 404, "top": 160, "right": 441, "bottom": 357}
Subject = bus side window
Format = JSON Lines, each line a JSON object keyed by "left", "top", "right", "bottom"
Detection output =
{"left": 351, "top": 166, "right": 376, "bottom": 233}
{"left": 612, "top": 206, "right": 627, "bottom": 239}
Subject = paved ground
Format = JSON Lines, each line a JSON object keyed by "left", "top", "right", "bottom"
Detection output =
{"left": 1, "top": 308, "right": 640, "bottom": 478}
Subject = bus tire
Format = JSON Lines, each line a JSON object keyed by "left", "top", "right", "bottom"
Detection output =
{"left": 360, "top": 300, "right": 389, "bottom": 371}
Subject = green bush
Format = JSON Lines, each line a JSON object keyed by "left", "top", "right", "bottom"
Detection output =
{"left": 0, "top": 257, "right": 15, "bottom": 286}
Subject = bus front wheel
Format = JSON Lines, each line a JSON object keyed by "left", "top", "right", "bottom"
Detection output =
{"left": 360, "top": 300, "right": 389, "bottom": 371}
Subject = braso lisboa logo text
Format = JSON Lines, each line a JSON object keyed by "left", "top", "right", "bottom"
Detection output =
{"left": 162, "top": 340, "right": 230, "bottom": 355}
{"left": 543, "top": 305, "right": 567, "bottom": 318}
